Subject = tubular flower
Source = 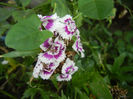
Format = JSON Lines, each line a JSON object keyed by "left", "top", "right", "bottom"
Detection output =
{"left": 33, "top": 13, "right": 84, "bottom": 81}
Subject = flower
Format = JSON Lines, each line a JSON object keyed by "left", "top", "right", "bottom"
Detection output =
{"left": 38, "top": 13, "right": 59, "bottom": 32}
{"left": 57, "top": 58, "right": 78, "bottom": 81}
{"left": 55, "top": 15, "right": 77, "bottom": 40}
{"left": 33, "top": 59, "right": 43, "bottom": 78}
{"left": 39, "top": 37, "right": 66, "bottom": 64}
{"left": 33, "top": 13, "right": 84, "bottom": 81}
{"left": 61, "top": 58, "right": 78, "bottom": 75}
{"left": 33, "top": 59, "right": 59, "bottom": 80}
{"left": 72, "top": 30, "right": 85, "bottom": 58}
{"left": 40, "top": 38, "right": 53, "bottom": 52}
{"left": 57, "top": 74, "right": 72, "bottom": 81}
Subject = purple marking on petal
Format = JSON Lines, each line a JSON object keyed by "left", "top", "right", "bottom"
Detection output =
{"left": 54, "top": 49, "right": 63, "bottom": 59}
{"left": 45, "top": 19, "right": 54, "bottom": 30}
{"left": 64, "top": 18, "right": 71, "bottom": 23}
{"left": 60, "top": 74, "right": 69, "bottom": 79}
{"left": 49, "top": 63, "right": 54, "bottom": 68}
{"left": 76, "top": 40, "right": 82, "bottom": 51}
{"left": 65, "top": 65, "right": 73, "bottom": 74}
{"left": 43, "top": 69, "right": 53, "bottom": 75}
{"left": 43, "top": 39, "right": 51, "bottom": 48}
{"left": 43, "top": 16, "right": 51, "bottom": 19}
{"left": 65, "top": 26, "right": 71, "bottom": 35}
{"left": 43, "top": 53, "right": 54, "bottom": 60}
{"left": 39, "top": 27, "right": 42, "bottom": 31}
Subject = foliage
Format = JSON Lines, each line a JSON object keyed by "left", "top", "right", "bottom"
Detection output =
{"left": 0, "top": 0, "right": 133, "bottom": 99}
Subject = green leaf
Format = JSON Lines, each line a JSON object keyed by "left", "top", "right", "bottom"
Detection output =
{"left": 112, "top": 53, "right": 127, "bottom": 72}
{"left": 38, "top": 88, "right": 49, "bottom": 99}
{"left": 0, "top": 21, "right": 10, "bottom": 37}
{"left": 78, "top": 0, "right": 114, "bottom": 19}
{"left": 51, "top": 0, "right": 71, "bottom": 17}
{"left": 0, "top": 8, "right": 14, "bottom": 22}
{"left": 20, "top": 0, "right": 32, "bottom": 7}
{"left": 58, "top": 90, "right": 69, "bottom": 99}
{"left": 75, "top": 87, "right": 89, "bottom": 99}
{"left": 2, "top": 49, "right": 40, "bottom": 58}
{"left": 12, "top": 10, "right": 34, "bottom": 22}
{"left": 120, "top": 66, "right": 133, "bottom": 73}
{"left": 89, "top": 73, "right": 112, "bottom": 99}
{"left": 5, "top": 14, "right": 53, "bottom": 51}
{"left": 21, "top": 88, "right": 37, "bottom": 99}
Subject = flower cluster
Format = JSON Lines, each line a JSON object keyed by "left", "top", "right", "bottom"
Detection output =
{"left": 33, "top": 13, "right": 84, "bottom": 81}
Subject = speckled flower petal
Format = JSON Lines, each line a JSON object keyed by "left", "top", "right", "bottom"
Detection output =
{"left": 33, "top": 59, "right": 43, "bottom": 78}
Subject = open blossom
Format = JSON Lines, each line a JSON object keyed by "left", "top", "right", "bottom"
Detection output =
{"left": 40, "top": 38, "right": 53, "bottom": 52}
{"left": 72, "top": 30, "right": 85, "bottom": 58}
{"left": 56, "top": 15, "right": 77, "bottom": 40}
{"left": 57, "top": 58, "right": 78, "bottom": 81}
{"left": 38, "top": 13, "right": 59, "bottom": 32}
{"left": 33, "top": 13, "right": 84, "bottom": 81}
{"left": 39, "top": 37, "right": 66, "bottom": 64}
{"left": 33, "top": 58, "right": 59, "bottom": 80}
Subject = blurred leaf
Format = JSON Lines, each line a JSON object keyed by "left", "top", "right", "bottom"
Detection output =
{"left": 51, "top": 0, "right": 71, "bottom": 17}
{"left": 112, "top": 53, "right": 127, "bottom": 72}
{"left": 78, "top": 0, "right": 114, "bottom": 19}
{"left": 21, "top": 88, "right": 37, "bottom": 99}
{"left": 12, "top": 9, "right": 34, "bottom": 22}
{"left": 75, "top": 87, "right": 89, "bottom": 99}
{"left": 0, "top": 21, "right": 10, "bottom": 36}
{"left": 5, "top": 14, "right": 53, "bottom": 51}
{"left": 114, "top": 30, "right": 123, "bottom": 37}
{"left": 89, "top": 73, "right": 112, "bottom": 99}
{"left": 116, "top": 39, "right": 125, "bottom": 53}
{"left": 72, "top": 70, "right": 90, "bottom": 88}
{"left": 0, "top": 8, "right": 14, "bottom": 22}
{"left": 75, "top": 14, "right": 83, "bottom": 28}
{"left": 20, "top": 0, "right": 32, "bottom": 7}
{"left": 120, "top": 66, "right": 133, "bottom": 73}
{"left": 124, "top": 31, "right": 133, "bottom": 43}
{"left": 58, "top": 90, "right": 69, "bottom": 99}
{"left": 2, "top": 49, "right": 40, "bottom": 58}
{"left": 38, "top": 88, "right": 49, "bottom": 99}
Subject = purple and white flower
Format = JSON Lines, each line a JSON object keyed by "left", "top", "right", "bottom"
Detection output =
{"left": 57, "top": 74, "right": 72, "bottom": 81}
{"left": 56, "top": 15, "right": 77, "bottom": 40}
{"left": 33, "top": 59, "right": 43, "bottom": 78}
{"left": 38, "top": 13, "right": 59, "bottom": 32}
{"left": 61, "top": 58, "right": 78, "bottom": 75}
{"left": 39, "top": 37, "right": 66, "bottom": 64}
{"left": 40, "top": 38, "right": 53, "bottom": 52}
{"left": 72, "top": 33, "right": 85, "bottom": 58}
{"left": 57, "top": 58, "right": 78, "bottom": 81}
{"left": 33, "top": 59, "right": 59, "bottom": 80}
